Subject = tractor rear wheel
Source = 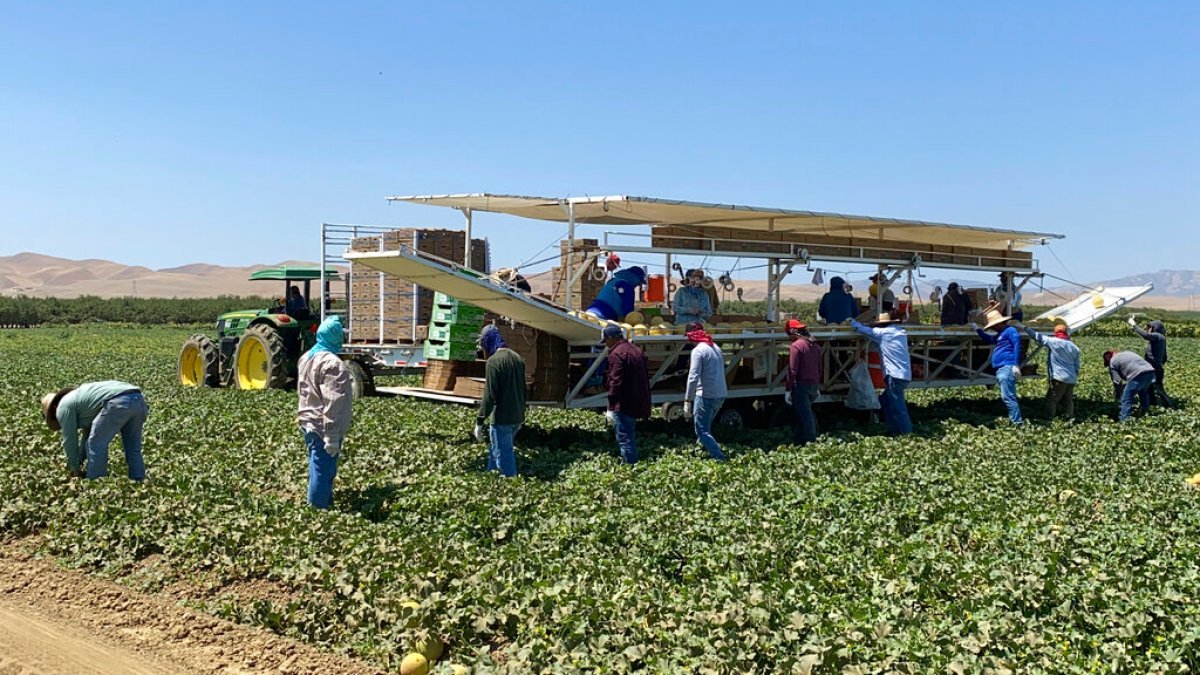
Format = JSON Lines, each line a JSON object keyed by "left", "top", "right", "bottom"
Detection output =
{"left": 234, "top": 324, "right": 289, "bottom": 390}
{"left": 346, "top": 360, "right": 376, "bottom": 398}
{"left": 178, "top": 334, "right": 221, "bottom": 387}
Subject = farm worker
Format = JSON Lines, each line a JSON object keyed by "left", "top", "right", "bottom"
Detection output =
{"left": 939, "top": 282, "right": 974, "bottom": 326}
{"left": 286, "top": 285, "right": 308, "bottom": 317}
{"left": 475, "top": 325, "right": 526, "bottom": 477}
{"left": 297, "top": 315, "right": 352, "bottom": 509}
{"left": 682, "top": 322, "right": 728, "bottom": 461}
{"left": 817, "top": 276, "right": 857, "bottom": 325}
{"left": 1022, "top": 323, "right": 1081, "bottom": 420}
{"left": 672, "top": 268, "right": 713, "bottom": 326}
{"left": 850, "top": 313, "right": 913, "bottom": 435}
{"left": 41, "top": 381, "right": 148, "bottom": 480}
{"left": 973, "top": 307, "right": 1024, "bottom": 426}
{"left": 1128, "top": 318, "right": 1173, "bottom": 407}
{"left": 991, "top": 272, "right": 1024, "bottom": 321}
{"left": 784, "top": 319, "right": 822, "bottom": 445}
{"left": 585, "top": 266, "right": 647, "bottom": 322}
{"left": 1104, "top": 350, "right": 1156, "bottom": 422}
{"left": 602, "top": 324, "right": 651, "bottom": 464}
{"left": 868, "top": 274, "right": 896, "bottom": 312}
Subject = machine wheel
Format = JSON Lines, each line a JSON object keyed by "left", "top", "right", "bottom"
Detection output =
{"left": 346, "top": 360, "right": 376, "bottom": 399}
{"left": 661, "top": 402, "right": 687, "bottom": 423}
{"left": 178, "top": 334, "right": 221, "bottom": 387}
{"left": 715, "top": 404, "right": 749, "bottom": 430}
{"left": 234, "top": 324, "right": 289, "bottom": 390}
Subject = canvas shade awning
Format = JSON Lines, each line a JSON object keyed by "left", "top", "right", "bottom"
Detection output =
{"left": 387, "top": 194, "right": 1062, "bottom": 251}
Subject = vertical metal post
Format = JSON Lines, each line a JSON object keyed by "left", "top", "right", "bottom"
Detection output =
{"left": 876, "top": 264, "right": 885, "bottom": 315}
{"left": 665, "top": 253, "right": 672, "bottom": 310}
{"left": 319, "top": 223, "right": 327, "bottom": 322}
{"left": 565, "top": 202, "right": 576, "bottom": 311}
{"left": 463, "top": 208, "right": 473, "bottom": 269}
{"left": 766, "top": 260, "right": 777, "bottom": 321}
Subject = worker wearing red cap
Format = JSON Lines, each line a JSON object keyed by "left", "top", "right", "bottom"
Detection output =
{"left": 785, "top": 319, "right": 823, "bottom": 445}
{"left": 1021, "top": 322, "right": 1081, "bottom": 421}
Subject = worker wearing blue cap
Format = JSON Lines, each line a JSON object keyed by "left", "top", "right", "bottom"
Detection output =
{"left": 601, "top": 324, "right": 651, "bottom": 464}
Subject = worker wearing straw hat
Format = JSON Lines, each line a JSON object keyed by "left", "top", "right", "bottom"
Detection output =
{"left": 850, "top": 312, "right": 912, "bottom": 435}
{"left": 41, "top": 381, "right": 148, "bottom": 480}
{"left": 974, "top": 304, "right": 1024, "bottom": 426}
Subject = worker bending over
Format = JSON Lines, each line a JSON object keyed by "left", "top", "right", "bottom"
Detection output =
{"left": 602, "top": 324, "right": 651, "bottom": 464}
{"left": 1104, "top": 350, "right": 1156, "bottom": 422}
{"left": 297, "top": 316, "right": 352, "bottom": 509}
{"left": 475, "top": 325, "right": 526, "bottom": 477}
{"left": 1022, "top": 323, "right": 1081, "bottom": 421}
{"left": 585, "top": 266, "right": 647, "bottom": 322}
{"left": 784, "top": 319, "right": 822, "bottom": 446}
{"left": 42, "top": 381, "right": 148, "bottom": 480}
{"left": 850, "top": 313, "right": 912, "bottom": 435}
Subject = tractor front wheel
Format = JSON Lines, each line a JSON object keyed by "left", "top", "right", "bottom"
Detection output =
{"left": 178, "top": 334, "right": 221, "bottom": 387}
{"left": 234, "top": 324, "right": 289, "bottom": 390}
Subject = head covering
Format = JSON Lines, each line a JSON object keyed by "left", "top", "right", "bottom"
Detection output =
{"left": 605, "top": 253, "right": 621, "bottom": 271}
{"left": 785, "top": 319, "right": 806, "bottom": 332}
{"left": 829, "top": 276, "right": 846, "bottom": 291}
{"left": 982, "top": 306, "right": 1012, "bottom": 331}
{"left": 1149, "top": 320, "right": 1166, "bottom": 335}
{"left": 40, "top": 387, "right": 75, "bottom": 431}
{"left": 614, "top": 266, "right": 646, "bottom": 286}
{"left": 685, "top": 322, "right": 714, "bottom": 346}
{"left": 1054, "top": 324, "right": 1070, "bottom": 339}
{"left": 1103, "top": 350, "right": 1115, "bottom": 366}
{"left": 601, "top": 324, "right": 625, "bottom": 341}
{"left": 308, "top": 316, "right": 343, "bottom": 357}
{"left": 871, "top": 312, "right": 901, "bottom": 327}
{"left": 947, "top": 282, "right": 959, "bottom": 292}
{"left": 479, "top": 324, "right": 507, "bottom": 356}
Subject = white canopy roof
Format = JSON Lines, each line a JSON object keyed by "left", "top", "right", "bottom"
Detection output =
{"left": 388, "top": 193, "right": 1062, "bottom": 250}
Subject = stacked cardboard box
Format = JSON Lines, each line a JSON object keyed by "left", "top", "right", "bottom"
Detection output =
{"left": 422, "top": 358, "right": 485, "bottom": 391}
{"left": 492, "top": 319, "right": 570, "bottom": 400}
{"left": 348, "top": 229, "right": 489, "bottom": 343}
{"left": 550, "top": 239, "right": 605, "bottom": 308}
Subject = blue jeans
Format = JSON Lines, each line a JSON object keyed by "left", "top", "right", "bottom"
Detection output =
{"left": 791, "top": 383, "right": 819, "bottom": 445}
{"left": 302, "top": 430, "right": 338, "bottom": 509}
{"left": 86, "top": 392, "right": 148, "bottom": 480}
{"left": 1120, "top": 371, "right": 1155, "bottom": 421}
{"left": 488, "top": 424, "right": 518, "bottom": 477}
{"left": 879, "top": 376, "right": 912, "bottom": 435}
{"left": 693, "top": 397, "right": 727, "bottom": 461}
{"left": 614, "top": 412, "right": 638, "bottom": 464}
{"left": 996, "top": 365, "right": 1024, "bottom": 425}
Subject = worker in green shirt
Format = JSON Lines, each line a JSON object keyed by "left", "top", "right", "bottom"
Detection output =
{"left": 475, "top": 325, "right": 526, "bottom": 477}
{"left": 40, "top": 381, "right": 149, "bottom": 480}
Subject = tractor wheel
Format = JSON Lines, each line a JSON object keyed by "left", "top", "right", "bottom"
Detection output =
{"left": 661, "top": 402, "right": 687, "bottom": 423}
{"left": 178, "top": 334, "right": 221, "bottom": 387}
{"left": 715, "top": 404, "right": 749, "bottom": 430}
{"left": 234, "top": 324, "right": 289, "bottom": 390}
{"left": 346, "top": 360, "right": 376, "bottom": 399}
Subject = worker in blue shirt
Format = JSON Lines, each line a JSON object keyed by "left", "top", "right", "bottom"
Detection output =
{"left": 974, "top": 307, "right": 1023, "bottom": 425}
{"left": 673, "top": 268, "right": 713, "bottom": 326}
{"left": 850, "top": 312, "right": 913, "bottom": 435}
{"left": 41, "top": 381, "right": 148, "bottom": 480}
{"left": 585, "top": 266, "right": 647, "bottom": 321}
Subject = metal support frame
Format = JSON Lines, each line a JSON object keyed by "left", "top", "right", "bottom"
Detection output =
{"left": 458, "top": 207, "right": 474, "bottom": 270}
{"left": 561, "top": 201, "right": 577, "bottom": 311}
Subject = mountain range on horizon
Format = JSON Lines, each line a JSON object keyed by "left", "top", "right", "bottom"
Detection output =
{"left": 3, "top": 251, "right": 1199, "bottom": 311}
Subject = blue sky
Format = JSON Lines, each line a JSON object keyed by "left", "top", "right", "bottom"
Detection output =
{"left": 1, "top": 1, "right": 1196, "bottom": 285}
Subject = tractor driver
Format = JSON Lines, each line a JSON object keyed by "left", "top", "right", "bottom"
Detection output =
{"left": 286, "top": 285, "right": 311, "bottom": 319}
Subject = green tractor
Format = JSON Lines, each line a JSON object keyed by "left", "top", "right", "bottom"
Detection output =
{"left": 178, "top": 266, "right": 341, "bottom": 391}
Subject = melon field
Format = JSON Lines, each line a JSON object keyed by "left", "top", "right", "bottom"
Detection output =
{"left": 3, "top": 325, "right": 1200, "bottom": 673}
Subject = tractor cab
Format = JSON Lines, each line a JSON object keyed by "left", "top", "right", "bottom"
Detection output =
{"left": 179, "top": 266, "right": 340, "bottom": 390}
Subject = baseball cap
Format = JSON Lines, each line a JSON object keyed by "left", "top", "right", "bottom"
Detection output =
{"left": 785, "top": 319, "right": 806, "bottom": 331}
{"left": 601, "top": 324, "right": 624, "bottom": 340}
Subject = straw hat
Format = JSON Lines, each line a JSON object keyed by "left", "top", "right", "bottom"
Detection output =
{"left": 981, "top": 305, "right": 1012, "bottom": 331}
{"left": 40, "top": 387, "right": 75, "bottom": 431}
{"left": 870, "top": 312, "right": 902, "bottom": 327}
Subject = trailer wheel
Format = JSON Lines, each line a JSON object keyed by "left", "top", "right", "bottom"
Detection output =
{"left": 715, "top": 405, "right": 748, "bottom": 430}
{"left": 346, "top": 360, "right": 376, "bottom": 399}
{"left": 661, "top": 402, "right": 687, "bottom": 423}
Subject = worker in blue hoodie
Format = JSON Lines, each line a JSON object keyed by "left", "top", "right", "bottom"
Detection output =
{"left": 585, "top": 266, "right": 647, "bottom": 322}
{"left": 974, "top": 306, "right": 1023, "bottom": 425}
{"left": 818, "top": 276, "right": 858, "bottom": 325}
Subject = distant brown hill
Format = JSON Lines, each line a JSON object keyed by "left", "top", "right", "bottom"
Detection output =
{"left": 0, "top": 252, "right": 328, "bottom": 299}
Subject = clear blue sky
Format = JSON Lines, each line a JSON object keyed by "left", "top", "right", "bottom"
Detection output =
{"left": 1, "top": 1, "right": 1196, "bottom": 284}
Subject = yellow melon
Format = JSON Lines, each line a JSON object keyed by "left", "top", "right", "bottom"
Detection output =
{"left": 625, "top": 311, "right": 645, "bottom": 325}
{"left": 400, "top": 653, "right": 429, "bottom": 675}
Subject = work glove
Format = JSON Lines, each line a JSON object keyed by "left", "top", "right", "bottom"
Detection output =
{"left": 784, "top": 391, "right": 793, "bottom": 405}
{"left": 1127, "top": 317, "right": 1137, "bottom": 327}
{"left": 324, "top": 438, "right": 342, "bottom": 457}
{"left": 604, "top": 410, "right": 616, "bottom": 426}
{"left": 473, "top": 424, "right": 485, "bottom": 443}
{"left": 969, "top": 322, "right": 980, "bottom": 330}
{"left": 682, "top": 401, "right": 693, "bottom": 419}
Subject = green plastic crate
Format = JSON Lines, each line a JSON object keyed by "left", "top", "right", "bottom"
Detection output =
{"left": 431, "top": 305, "right": 486, "bottom": 325}
{"left": 423, "top": 340, "right": 479, "bottom": 361}
{"left": 427, "top": 322, "right": 481, "bottom": 344}
{"left": 434, "top": 291, "right": 482, "bottom": 307}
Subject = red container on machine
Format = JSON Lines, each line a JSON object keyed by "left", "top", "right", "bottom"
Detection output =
{"left": 645, "top": 274, "right": 666, "bottom": 303}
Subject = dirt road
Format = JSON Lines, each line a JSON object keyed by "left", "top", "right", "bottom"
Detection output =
{"left": 0, "top": 544, "right": 383, "bottom": 675}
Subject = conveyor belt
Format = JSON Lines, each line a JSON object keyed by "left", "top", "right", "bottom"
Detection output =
{"left": 343, "top": 248, "right": 602, "bottom": 342}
